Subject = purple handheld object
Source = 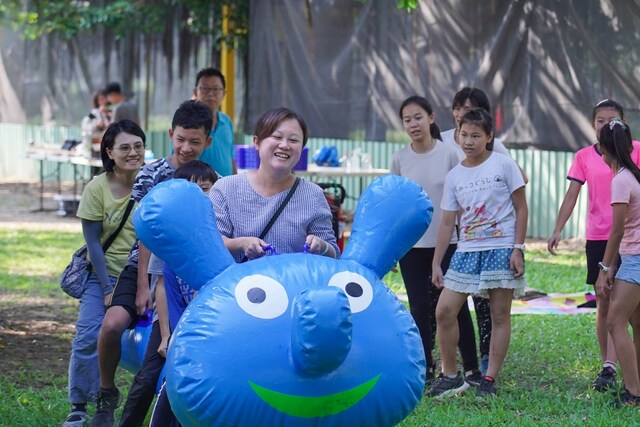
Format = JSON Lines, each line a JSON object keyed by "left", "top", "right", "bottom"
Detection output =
{"left": 262, "top": 244, "right": 277, "bottom": 256}
{"left": 137, "top": 309, "right": 153, "bottom": 327}
{"left": 303, "top": 243, "right": 310, "bottom": 254}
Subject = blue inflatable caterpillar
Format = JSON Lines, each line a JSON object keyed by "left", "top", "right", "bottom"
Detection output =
{"left": 134, "top": 174, "right": 433, "bottom": 427}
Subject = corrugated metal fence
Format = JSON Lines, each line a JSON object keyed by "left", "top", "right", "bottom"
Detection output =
{"left": 1, "top": 123, "right": 586, "bottom": 239}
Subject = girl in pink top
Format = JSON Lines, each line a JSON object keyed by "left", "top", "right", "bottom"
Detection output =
{"left": 595, "top": 119, "right": 640, "bottom": 406}
{"left": 548, "top": 99, "right": 640, "bottom": 391}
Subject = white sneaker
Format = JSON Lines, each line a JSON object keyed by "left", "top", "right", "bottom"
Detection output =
{"left": 62, "top": 411, "right": 89, "bottom": 427}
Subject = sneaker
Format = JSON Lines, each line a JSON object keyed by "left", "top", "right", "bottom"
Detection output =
{"left": 613, "top": 389, "right": 640, "bottom": 408}
{"left": 476, "top": 378, "right": 498, "bottom": 397}
{"left": 425, "top": 366, "right": 437, "bottom": 388}
{"left": 465, "top": 370, "right": 484, "bottom": 387}
{"left": 480, "top": 354, "right": 489, "bottom": 375}
{"left": 62, "top": 411, "right": 89, "bottom": 427}
{"left": 425, "top": 373, "right": 469, "bottom": 399}
{"left": 592, "top": 366, "right": 617, "bottom": 392}
{"left": 91, "top": 387, "right": 121, "bottom": 427}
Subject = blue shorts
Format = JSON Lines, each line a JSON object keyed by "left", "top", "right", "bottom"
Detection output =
{"left": 616, "top": 254, "right": 640, "bottom": 285}
{"left": 444, "top": 248, "right": 527, "bottom": 298}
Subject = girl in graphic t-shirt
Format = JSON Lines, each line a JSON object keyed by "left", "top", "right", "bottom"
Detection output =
{"left": 595, "top": 119, "right": 640, "bottom": 407}
{"left": 428, "top": 108, "right": 528, "bottom": 399}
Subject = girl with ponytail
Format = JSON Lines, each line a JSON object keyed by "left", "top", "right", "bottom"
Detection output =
{"left": 595, "top": 119, "right": 640, "bottom": 407}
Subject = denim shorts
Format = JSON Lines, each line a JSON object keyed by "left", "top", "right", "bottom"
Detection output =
{"left": 616, "top": 254, "right": 640, "bottom": 285}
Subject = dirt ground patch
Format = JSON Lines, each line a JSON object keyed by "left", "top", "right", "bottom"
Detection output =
{"left": 0, "top": 294, "right": 78, "bottom": 386}
{"left": 0, "top": 180, "right": 82, "bottom": 231}
{"left": 0, "top": 181, "right": 81, "bottom": 386}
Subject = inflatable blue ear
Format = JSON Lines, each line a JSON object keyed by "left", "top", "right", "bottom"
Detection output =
{"left": 119, "top": 311, "right": 153, "bottom": 373}
{"left": 133, "top": 179, "right": 235, "bottom": 290}
{"left": 118, "top": 311, "right": 165, "bottom": 392}
{"left": 134, "top": 174, "right": 430, "bottom": 427}
{"left": 342, "top": 174, "right": 433, "bottom": 277}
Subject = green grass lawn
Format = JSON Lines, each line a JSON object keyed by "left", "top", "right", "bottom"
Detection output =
{"left": 1, "top": 229, "right": 637, "bottom": 426}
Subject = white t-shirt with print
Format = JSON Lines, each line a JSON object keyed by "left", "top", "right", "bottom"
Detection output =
{"left": 441, "top": 152, "right": 525, "bottom": 251}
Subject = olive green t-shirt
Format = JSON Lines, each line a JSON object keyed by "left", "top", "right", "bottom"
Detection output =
{"left": 77, "top": 173, "right": 137, "bottom": 276}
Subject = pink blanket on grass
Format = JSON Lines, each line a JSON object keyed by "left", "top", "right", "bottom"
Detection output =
{"left": 509, "top": 292, "right": 596, "bottom": 315}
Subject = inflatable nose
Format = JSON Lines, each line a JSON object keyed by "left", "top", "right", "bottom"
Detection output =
{"left": 291, "top": 287, "right": 353, "bottom": 377}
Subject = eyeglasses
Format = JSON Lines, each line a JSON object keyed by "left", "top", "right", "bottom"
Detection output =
{"left": 115, "top": 143, "right": 145, "bottom": 154}
{"left": 197, "top": 86, "right": 225, "bottom": 95}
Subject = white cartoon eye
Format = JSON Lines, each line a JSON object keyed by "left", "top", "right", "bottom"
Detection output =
{"left": 235, "top": 275, "right": 289, "bottom": 319}
{"left": 328, "top": 271, "right": 373, "bottom": 313}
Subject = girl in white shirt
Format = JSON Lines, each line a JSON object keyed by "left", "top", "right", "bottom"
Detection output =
{"left": 428, "top": 108, "right": 528, "bottom": 399}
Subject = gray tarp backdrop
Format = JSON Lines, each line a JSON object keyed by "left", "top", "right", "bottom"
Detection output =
{"left": 247, "top": 0, "right": 640, "bottom": 151}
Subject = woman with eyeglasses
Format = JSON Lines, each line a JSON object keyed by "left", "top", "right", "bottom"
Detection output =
{"left": 63, "top": 120, "right": 145, "bottom": 427}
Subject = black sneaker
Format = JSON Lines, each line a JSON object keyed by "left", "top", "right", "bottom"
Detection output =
{"left": 465, "top": 370, "right": 484, "bottom": 387}
{"left": 592, "top": 366, "right": 616, "bottom": 392}
{"left": 425, "top": 373, "right": 469, "bottom": 399}
{"left": 91, "top": 387, "right": 121, "bottom": 427}
{"left": 476, "top": 377, "right": 498, "bottom": 397}
{"left": 62, "top": 411, "right": 89, "bottom": 427}
{"left": 425, "top": 366, "right": 437, "bottom": 388}
{"left": 613, "top": 389, "right": 640, "bottom": 408}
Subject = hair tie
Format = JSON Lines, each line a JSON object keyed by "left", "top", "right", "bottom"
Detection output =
{"left": 609, "top": 118, "right": 626, "bottom": 131}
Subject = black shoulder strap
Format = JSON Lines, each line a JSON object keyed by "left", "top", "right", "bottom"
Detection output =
{"left": 102, "top": 198, "right": 135, "bottom": 253}
{"left": 239, "top": 177, "right": 301, "bottom": 263}
{"left": 258, "top": 177, "right": 301, "bottom": 240}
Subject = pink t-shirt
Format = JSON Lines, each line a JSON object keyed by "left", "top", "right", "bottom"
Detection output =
{"left": 567, "top": 140, "right": 640, "bottom": 240}
{"left": 611, "top": 168, "right": 640, "bottom": 255}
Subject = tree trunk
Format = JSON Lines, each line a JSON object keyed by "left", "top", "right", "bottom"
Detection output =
{"left": 70, "top": 37, "right": 93, "bottom": 93}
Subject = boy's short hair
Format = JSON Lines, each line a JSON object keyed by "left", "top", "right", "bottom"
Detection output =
{"left": 195, "top": 67, "right": 226, "bottom": 89}
{"left": 171, "top": 100, "right": 214, "bottom": 135}
{"left": 104, "top": 82, "right": 122, "bottom": 95}
{"left": 174, "top": 160, "right": 218, "bottom": 185}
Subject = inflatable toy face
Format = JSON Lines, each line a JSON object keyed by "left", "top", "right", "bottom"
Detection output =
{"left": 135, "top": 175, "right": 433, "bottom": 427}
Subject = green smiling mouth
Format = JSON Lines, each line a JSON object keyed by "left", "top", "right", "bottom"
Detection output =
{"left": 248, "top": 374, "right": 380, "bottom": 418}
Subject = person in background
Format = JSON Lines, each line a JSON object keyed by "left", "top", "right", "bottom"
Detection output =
{"left": 62, "top": 120, "right": 144, "bottom": 427}
{"left": 391, "top": 95, "right": 483, "bottom": 387}
{"left": 92, "top": 101, "right": 213, "bottom": 427}
{"left": 595, "top": 120, "right": 640, "bottom": 406}
{"left": 429, "top": 108, "right": 527, "bottom": 399}
{"left": 548, "top": 99, "right": 640, "bottom": 392}
{"left": 105, "top": 82, "right": 140, "bottom": 125}
{"left": 81, "top": 89, "right": 112, "bottom": 159}
{"left": 210, "top": 106, "right": 338, "bottom": 261}
{"left": 595, "top": 119, "right": 640, "bottom": 407}
{"left": 193, "top": 67, "right": 236, "bottom": 176}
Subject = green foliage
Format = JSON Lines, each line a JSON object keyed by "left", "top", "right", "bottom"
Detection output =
{"left": 395, "top": 0, "right": 419, "bottom": 12}
{"left": 0, "top": 0, "right": 249, "bottom": 49}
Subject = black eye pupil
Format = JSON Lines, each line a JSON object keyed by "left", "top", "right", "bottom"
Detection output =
{"left": 345, "top": 282, "right": 363, "bottom": 298}
{"left": 247, "top": 287, "right": 266, "bottom": 303}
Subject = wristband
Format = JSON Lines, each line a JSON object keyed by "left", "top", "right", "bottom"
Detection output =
{"left": 598, "top": 262, "right": 610, "bottom": 272}
{"left": 513, "top": 243, "right": 526, "bottom": 252}
{"left": 320, "top": 241, "right": 330, "bottom": 256}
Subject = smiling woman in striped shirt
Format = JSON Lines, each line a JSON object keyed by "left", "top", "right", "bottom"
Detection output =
{"left": 210, "top": 106, "right": 339, "bottom": 262}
